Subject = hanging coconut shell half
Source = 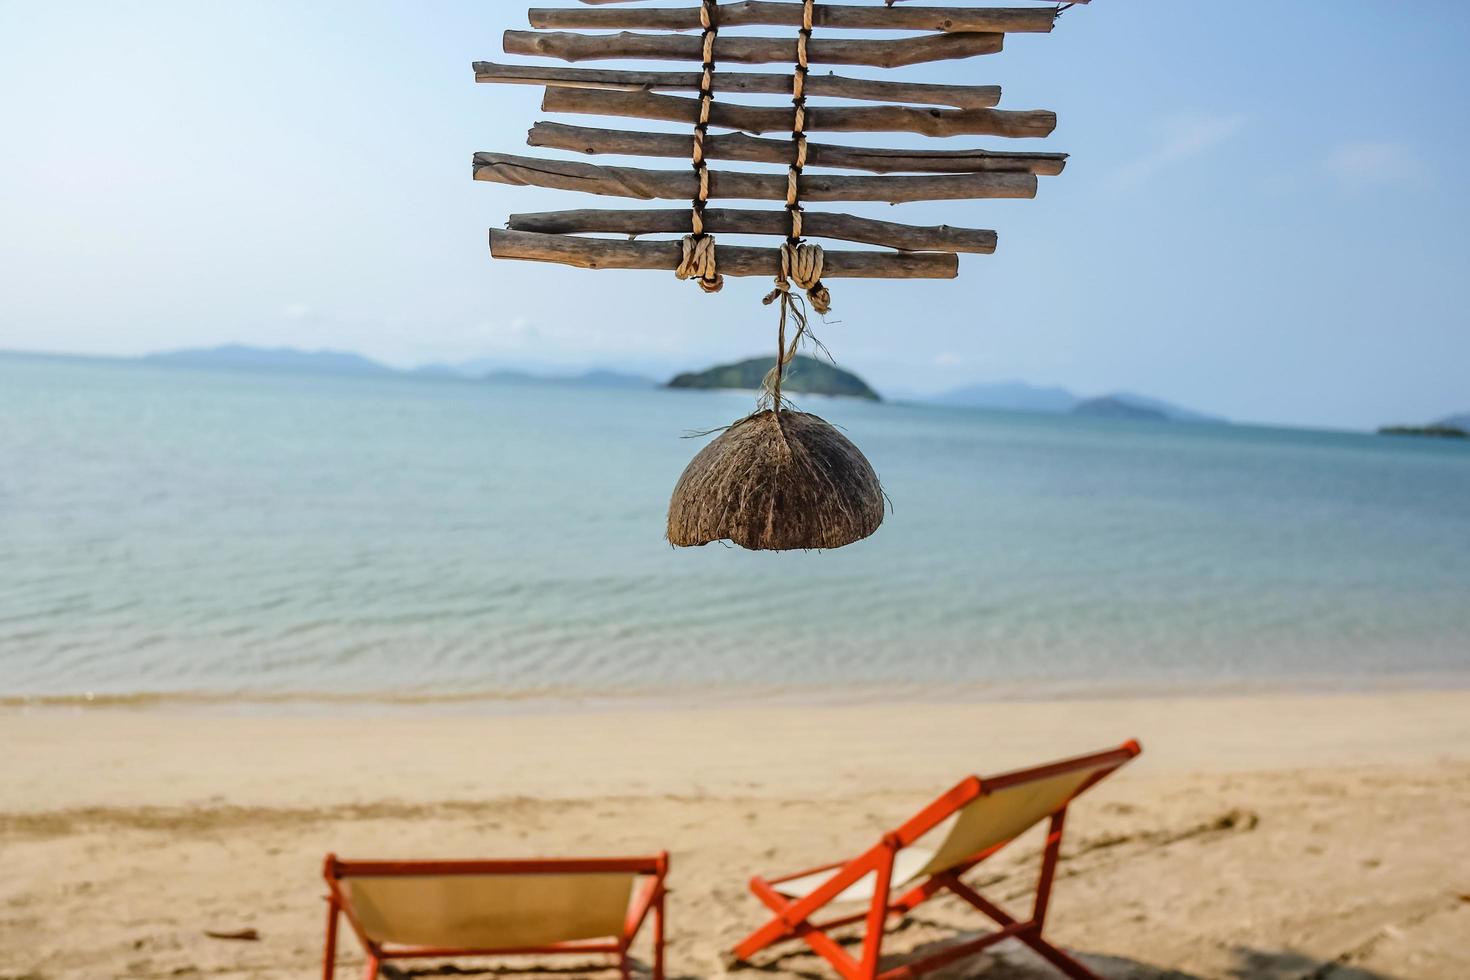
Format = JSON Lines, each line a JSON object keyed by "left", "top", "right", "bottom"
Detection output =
{"left": 667, "top": 409, "right": 885, "bottom": 551}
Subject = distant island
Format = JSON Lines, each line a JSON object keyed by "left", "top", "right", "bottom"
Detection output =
{"left": 1379, "top": 425, "right": 1468, "bottom": 440}
{"left": 1071, "top": 396, "right": 1169, "bottom": 421}
{"left": 668, "top": 354, "right": 880, "bottom": 401}
{"left": 926, "top": 379, "right": 1223, "bottom": 424}
{"left": 1377, "top": 411, "right": 1469, "bottom": 440}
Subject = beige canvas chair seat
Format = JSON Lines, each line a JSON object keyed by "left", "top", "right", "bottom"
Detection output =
{"left": 344, "top": 872, "right": 635, "bottom": 949}
{"left": 323, "top": 854, "right": 667, "bottom": 980}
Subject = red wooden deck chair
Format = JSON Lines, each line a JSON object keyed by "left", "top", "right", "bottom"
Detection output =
{"left": 731, "top": 741, "right": 1141, "bottom": 980}
{"left": 322, "top": 852, "right": 667, "bottom": 980}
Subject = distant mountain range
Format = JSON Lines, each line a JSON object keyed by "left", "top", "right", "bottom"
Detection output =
{"left": 142, "top": 345, "right": 658, "bottom": 388}
{"left": 1071, "top": 396, "right": 1169, "bottom": 421}
{"left": 168, "top": 344, "right": 1470, "bottom": 432}
{"left": 668, "top": 354, "right": 881, "bottom": 401}
{"left": 139, "top": 347, "right": 1226, "bottom": 422}
{"left": 926, "top": 380, "right": 1224, "bottom": 424}
{"left": 143, "top": 344, "right": 394, "bottom": 375}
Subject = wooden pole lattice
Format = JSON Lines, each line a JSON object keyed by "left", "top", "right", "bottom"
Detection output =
{"left": 472, "top": 0, "right": 1091, "bottom": 550}
{"left": 476, "top": 1, "right": 1078, "bottom": 280}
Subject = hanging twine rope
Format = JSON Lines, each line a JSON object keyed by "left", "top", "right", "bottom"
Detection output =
{"left": 779, "top": 0, "right": 830, "bottom": 316}
{"left": 761, "top": 0, "right": 829, "bottom": 414}
{"left": 675, "top": 0, "right": 723, "bottom": 293}
{"left": 760, "top": 256, "right": 812, "bottom": 413}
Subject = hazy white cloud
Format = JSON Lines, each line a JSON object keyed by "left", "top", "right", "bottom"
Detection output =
{"left": 1109, "top": 113, "right": 1249, "bottom": 189}
{"left": 932, "top": 351, "right": 963, "bottom": 368}
{"left": 1325, "top": 141, "right": 1426, "bottom": 189}
{"left": 282, "top": 303, "right": 313, "bottom": 320}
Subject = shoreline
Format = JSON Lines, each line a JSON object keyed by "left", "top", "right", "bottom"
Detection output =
{"left": 7, "top": 669, "right": 1470, "bottom": 716}
{"left": 6, "top": 688, "right": 1469, "bottom": 808}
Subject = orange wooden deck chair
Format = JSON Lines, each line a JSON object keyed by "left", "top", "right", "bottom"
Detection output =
{"left": 731, "top": 741, "right": 1141, "bottom": 980}
{"left": 322, "top": 852, "right": 667, "bottom": 980}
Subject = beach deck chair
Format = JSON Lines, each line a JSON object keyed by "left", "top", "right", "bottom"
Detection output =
{"left": 322, "top": 852, "right": 667, "bottom": 980}
{"left": 731, "top": 741, "right": 1141, "bottom": 980}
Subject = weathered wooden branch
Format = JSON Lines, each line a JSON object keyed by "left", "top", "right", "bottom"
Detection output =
{"left": 528, "top": 122, "right": 1067, "bottom": 176}
{"left": 473, "top": 152, "right": 1038, "bottom": 202}
{"left": 472, "top": 62, "right": 1001, "bottom": 110}
{"left": 503, "top": 30, "right": 1003, "bottom": 67}
{"left": 530, "top": 3, "right": 1054, "bottom": 34}
{"left": 507, "top": 207, "right": 997, "bottom": 253}
{"left": 490, "top": 229, "right": 960, "bottom": 279}
{"left": 541, "top": 87, "right": 1055, "bottom": 139}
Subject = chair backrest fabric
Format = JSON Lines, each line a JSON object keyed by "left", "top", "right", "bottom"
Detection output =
{"left": 916, "top": 761, "right": 1117, "bottom": 879}
{"left": 342, "top": 871, "right": 635, "bottom": 949}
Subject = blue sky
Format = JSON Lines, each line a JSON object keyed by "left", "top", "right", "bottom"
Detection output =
{"left": 1, "top": 1, "right": 1466, "bottom": 429}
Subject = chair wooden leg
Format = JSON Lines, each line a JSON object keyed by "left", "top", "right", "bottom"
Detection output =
{"left": 363, "top": 955, "right": 381, "bottom": 980}
{"left": 1033, "top": 809, "right": 1067, "bottom": 929}
{"left": 653, "top": 889, "right": 666, "bottom": 980}
{"left": 858, "top": 847, "right": 896, "bottom": 979}
{"left": 322, "top": 901, "right": 339, "bottom": 980}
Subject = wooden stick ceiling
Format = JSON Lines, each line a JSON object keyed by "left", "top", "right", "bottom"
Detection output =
{"left": 476, "top": 0, "right": 1076, "bottom": 282}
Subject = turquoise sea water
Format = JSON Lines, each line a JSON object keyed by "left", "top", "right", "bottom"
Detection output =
{"left": 2, "top": 352, "right": 1468, "bottom": 706}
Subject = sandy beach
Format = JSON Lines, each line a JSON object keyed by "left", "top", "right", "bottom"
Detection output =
{"left": 3, "top": 690, "right": 1468, "bottom": 979}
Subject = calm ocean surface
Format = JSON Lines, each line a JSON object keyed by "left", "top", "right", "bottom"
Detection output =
{"left": 2, "top": 352, "right": 1468, "bottom": 707}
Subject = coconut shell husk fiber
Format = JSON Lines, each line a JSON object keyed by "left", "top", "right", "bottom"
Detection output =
{"left": 667, "top": 409, "right": 885, "bottom": 551}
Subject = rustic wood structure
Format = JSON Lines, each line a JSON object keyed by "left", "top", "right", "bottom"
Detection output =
{"left": 474, "top": 0, "right": 1088, "bottom": 550}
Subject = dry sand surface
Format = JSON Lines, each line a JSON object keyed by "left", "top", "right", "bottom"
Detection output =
{"left": 3, "top": 690, "right": 1469, "bottom": 979}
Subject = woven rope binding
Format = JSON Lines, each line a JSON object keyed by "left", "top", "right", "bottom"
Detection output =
{"left": 675, "top": 0, "right": 724, "bottom": 293}
{"left": 779, "top": 0, "right": 830, "bottom": 315}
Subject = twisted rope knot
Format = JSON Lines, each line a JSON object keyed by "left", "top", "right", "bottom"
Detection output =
{"left": 677, "top": 234, "right": 723, "bottom": 293}
{"left": 781, "top": 241, "right": 830, "bottom": 315}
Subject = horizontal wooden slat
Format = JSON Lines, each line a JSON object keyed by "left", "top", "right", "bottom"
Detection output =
{"left": 473, "top": 152, "right": 1038, "bottom": 202}
{"left": 528, "top": 121, "right": 1068, "bottom": 175}
{"left": 490, "top": 229, "right": 959, "bottom": 279}
{"left": 472, "top": 62, "right": 1001, "bottom": 109}
{"left": 503, "top": 30, "right": 1003, "bottom": 67}
{"left": 507, "top": 207, "right": 997, "bottom": 253}
{"left": 530, "top": 3, "right": 1055, "bottom": 34}
{"left": 542, "top": 87, "right": 1055, "bottom": 138}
